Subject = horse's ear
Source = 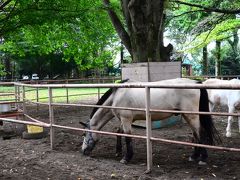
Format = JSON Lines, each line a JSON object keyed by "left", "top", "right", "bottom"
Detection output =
{"left": 79, "top": 121, "right": 88, "bottom": 127}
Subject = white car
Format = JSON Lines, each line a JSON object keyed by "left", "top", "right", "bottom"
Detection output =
{"left": 22, "top": 75, "right": 29, "bottom": 80}
{"left": 31, "top": 74, "right": 39, "bottom": 80}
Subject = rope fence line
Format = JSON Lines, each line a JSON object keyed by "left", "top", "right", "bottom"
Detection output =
{"left": 1, "top": 81, "right": 240, "bottom": 172}
{"left": 1, "top": 115, "right": 240, "bottom": 153}
{"left": 12, "top": 81, "right": 240, "bottom": 89}
{"left": 23, "top": 101, "right": 240, "bottom": 118}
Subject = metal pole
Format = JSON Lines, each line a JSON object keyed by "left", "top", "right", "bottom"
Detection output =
{"left": 66, "top": 87, "right": 69, "bottom": 103}
{"left": 48, "top": 87, "right": 54, "bottom": 149}
{"left": 36, "top": 87, "right": 39, "bottom": 111}
{"left": 17, "top": 86, "right": 21, "bottom": 111}
{"left": 66, "top": 80, "right": 69, "bottom": 103}
{"left": 145, "top": 87, "right": 152, "bottom": 173}
{"left": 14, "top": 85, "right": 18, "bottom": 110}
{"left": 98, "top": 79, "right": 100, "bottom": 100}
{"left": 22, "top": 86, "right": 26, "bottom": 116}
{"left": 15, "top": 85, "right": 20, "bottom": 120}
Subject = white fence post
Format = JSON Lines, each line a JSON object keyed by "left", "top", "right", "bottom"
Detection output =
{"left": 22, "top": 86, "right": 26, "bottom": 115}
{"left": 66, "top": 87, "right": 69, "bottom": 103}
{"left": 14, "top": 85, "right": 18, "bottom": 110}
{"left": 145, "top": 86, "right": 152, "bottom": 172}
{"left": 98, "top": 79, "right": 100, "bottom": 100}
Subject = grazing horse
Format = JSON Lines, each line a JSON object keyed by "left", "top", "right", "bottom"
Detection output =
{"left": 82, "top": 78, "right": 220, "bottom": 165}
{"left": 203, "top": 78, "right": 240, "bottom": 137}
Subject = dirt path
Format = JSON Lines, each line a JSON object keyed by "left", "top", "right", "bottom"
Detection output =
{"left": 1, "top": 105, "right": 240, "bottom": 179}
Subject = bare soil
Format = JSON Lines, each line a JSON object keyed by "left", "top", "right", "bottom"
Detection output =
{"left": 0, "top": 103, "right": 240, "bottom": 180}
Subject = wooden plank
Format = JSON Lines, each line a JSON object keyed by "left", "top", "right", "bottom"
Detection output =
{"left": 121, "top": 62, "right": 181, "bottom": 82}
{"left": 122, "top": 65, "right": 149, "bottom": 82}
{"left": 0, "top": 111, "right": 23, "bottom": 118}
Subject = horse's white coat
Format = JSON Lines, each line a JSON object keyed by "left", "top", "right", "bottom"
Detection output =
{"left": 89, "top": 78, "right": 201, "bottom": 140}
{"left": 203, "top": 78, "right": 240, "bottom": 137}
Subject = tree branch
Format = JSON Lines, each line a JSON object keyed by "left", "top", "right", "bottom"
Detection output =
{"left": 171, "top": 10, "right": 205, "bottom": 19}
{"left": 172, "top": 0, "right": 240, "bottom": 14}
{"left": 102, "top": 0, "right": 132, "bottom": 56}
{"left": 0, "top": 0, "right": 12, "bottom": 11}
{"left": 120, "top": 0, "right": 132, "bottom": 34}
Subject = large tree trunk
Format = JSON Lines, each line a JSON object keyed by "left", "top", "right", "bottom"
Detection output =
{"left": 103, "top": 0, "right": 173, "bottom": 62}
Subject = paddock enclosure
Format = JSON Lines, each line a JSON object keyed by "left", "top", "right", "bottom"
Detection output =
{"left": 1, "top": 77, "right": 240, "bottom": 179}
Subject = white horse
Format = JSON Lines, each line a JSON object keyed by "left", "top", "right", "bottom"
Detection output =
{"left": 203, "top": 78, "right": 240, "bottom": 137}
{"left": 81, "top": 78, "right": 220, "bottom": 165}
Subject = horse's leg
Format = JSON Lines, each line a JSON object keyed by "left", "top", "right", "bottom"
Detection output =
{"left": 121, "top": 136, "right": 134, "bottom": 163}
{"left": 116, "top": 126, "right": 123, "bottom": 157}
{"left": 119, "top": 117, "right": 134, "bottom": 164}
{"left": 198, "top": 148, "right": 208, "bottom": 165}
{"left": 226, "top": 106, "right": 234, "bottom": 137}
{"left": 209, "top": 102, "right": 215, "bottom": 112}
{"left": 183, "top": 114, "right": 208, "bottom": 165}
{"left": 188, "top": 132, "right": 201, "bottom": 162}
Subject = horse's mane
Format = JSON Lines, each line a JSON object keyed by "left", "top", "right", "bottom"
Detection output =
{"left": 89, "top": 79, "right": 129, "bottom": 118}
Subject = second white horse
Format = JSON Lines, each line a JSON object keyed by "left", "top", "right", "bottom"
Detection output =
{"left": 203, "top": 78, "right": 240, "bottom": 137}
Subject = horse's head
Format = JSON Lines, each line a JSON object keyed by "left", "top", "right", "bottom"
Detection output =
{"left": 81, "top": 121, "right": 97, "bottom": 155}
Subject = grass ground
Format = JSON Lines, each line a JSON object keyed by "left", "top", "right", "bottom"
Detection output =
{"left": 0, "top": 86, "right": 108, "bottom": 103}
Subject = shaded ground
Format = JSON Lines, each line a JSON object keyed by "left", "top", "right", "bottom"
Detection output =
{"left": 0, "top": 103, "right": 240, "bottom": 180}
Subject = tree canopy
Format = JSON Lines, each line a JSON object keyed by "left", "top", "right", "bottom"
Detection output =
{"left": 0, "top": 0, "right": 120, "bottom": 78}
{"left": 0, "top": 0, "right": 240, "bottom": 78}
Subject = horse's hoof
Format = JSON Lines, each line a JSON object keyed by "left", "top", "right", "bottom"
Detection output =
{"left": 188, "top": 157, "right": 195, "bottom": 162}
{"left": 188, "top": 156, "right": 199, "bottom": 162}
{"left": 115, "top": 152, "right": 122, "bottom": 157}
{"left": 198, "top": 161, "right": 207, "bottom": 165}
{"left": 226, "top": 132, "right": 232, "bottom": 137}
{"left": 120, "top": 159, "right": 128, "bottom": 164}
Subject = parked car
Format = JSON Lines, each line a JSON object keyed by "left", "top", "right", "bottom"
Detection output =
{"left": 22, "top": 75, "right": 29, "bottom": 80}
{"left": 31, "top": 74, "right": 39, "bottom": 80}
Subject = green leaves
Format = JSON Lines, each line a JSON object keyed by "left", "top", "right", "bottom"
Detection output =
{"left": 0, "top": 0, "right": 119, "bottom": 72}
{"left": 184, "top": 18, "right": 240, "bottom": 52}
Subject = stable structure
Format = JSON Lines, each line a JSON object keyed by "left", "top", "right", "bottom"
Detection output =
{"left": 121, "top": 62, "right": 182, "bottom": 82}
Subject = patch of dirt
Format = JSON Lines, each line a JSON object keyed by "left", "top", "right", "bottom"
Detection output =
{"left": 0, "top": 104, "right": 240, "bottom": 180}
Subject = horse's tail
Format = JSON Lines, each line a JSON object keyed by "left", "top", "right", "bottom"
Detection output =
{"left": 199, "top": 88, "right": 221, "bottom": 145}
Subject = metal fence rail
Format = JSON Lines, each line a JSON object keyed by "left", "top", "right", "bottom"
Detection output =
{"left": 1, "top": 81, "right": 240, "bottom": 172}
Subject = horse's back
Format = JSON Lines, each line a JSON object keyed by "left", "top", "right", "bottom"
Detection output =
{"left": 203, "top": 78, "right": 240, "bottom": 106}
{"left": 112, "top": 78, "right": 200, "bottom": 120}
{"left": 150, "top": 78, "right": 197, "bottom": 85}
{"left": 203, "top": 78, "right": 228, "bottom": 85}
{"left": 227, "top": 79, "right": 240, "bottom": 108}
{"left": 230, "top": 78, "right": 240, "bottom": 84}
